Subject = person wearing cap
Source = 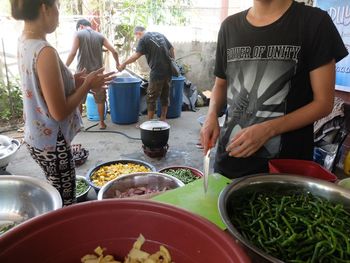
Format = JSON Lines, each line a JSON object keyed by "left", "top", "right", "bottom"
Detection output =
{"left": 66, "top": 18, "right": 120, "bottom": 129}
{"left": 118, "top": 26, "right": 174, "bottom": 121}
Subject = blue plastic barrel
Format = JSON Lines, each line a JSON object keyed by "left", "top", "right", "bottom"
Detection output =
{"left": 86, "top": 93, "right": 107, "bottom": 121}
{"left": 157, "top": 76, "right": 185, "bottom": 119}
{"left": 108, "top": 77, "right": 141, "bottom": 124}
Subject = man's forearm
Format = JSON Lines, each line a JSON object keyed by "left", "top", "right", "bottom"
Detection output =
{"left": 123, "top": 54, "right": 139, "bottom": 66}
{"left": 65, "top": 53, "right": 75, "bottom": 67}
{"left": 111, "top": 51, "right": 120, "bottom": 66}
{"left": 118, "top": 52, "right": 142, "bottom": 71}
{"left": 263, "top": 98, "right": 334, "bottom": 139}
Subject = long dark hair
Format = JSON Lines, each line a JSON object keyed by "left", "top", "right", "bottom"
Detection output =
{"left": 10, "top": 0, "right": 56, "bottom": 21}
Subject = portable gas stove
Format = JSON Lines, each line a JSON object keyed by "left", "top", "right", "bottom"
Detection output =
{"left": 142, "top": 144, "right": 169, "bottom": 158}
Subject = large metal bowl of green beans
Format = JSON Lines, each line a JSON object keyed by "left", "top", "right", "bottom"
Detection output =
{"left": 218, "top": 174, "right": 350, "bottom": 263}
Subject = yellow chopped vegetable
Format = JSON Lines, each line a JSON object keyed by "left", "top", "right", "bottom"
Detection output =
{"left": 91, "top": 163, "right": 151, "bottom": 187}
{"left": 81, "top": 234, "right": 173, "bottom": 263}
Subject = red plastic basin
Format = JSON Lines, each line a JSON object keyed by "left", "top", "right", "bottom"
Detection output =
{"left": 268, "top": 159, "right": 337, "bottom": 182}
{"left": 0, "top": 199, "right": 250, "bottom": 263}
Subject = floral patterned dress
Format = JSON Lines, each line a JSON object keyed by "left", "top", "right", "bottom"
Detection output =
{"left": 17, "top": 37, "right": 82, "bottom": 151}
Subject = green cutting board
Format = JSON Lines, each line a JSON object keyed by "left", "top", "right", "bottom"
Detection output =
{"left": 152, "top": 173, "right": 231, "bottom": 230}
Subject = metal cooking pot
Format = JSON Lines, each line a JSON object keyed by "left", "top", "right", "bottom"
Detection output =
{"left": 140, "top": 120, "right": 170, "bottom": 148}
{"left": 218, "top": 174, "right": 350, "bottom": 262}
{"left": 97, "top": 172, "right": 184, "bottom": 200}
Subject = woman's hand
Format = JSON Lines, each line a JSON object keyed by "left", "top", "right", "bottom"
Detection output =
{"left": 226, "top": 122, "right": 274, "bottom": 158}
{"left": 74, "top": 68, "right": 87, "bottom": 89}
{"left": 200, "top": 114, "right": 221, "bottom": 155}
{"left": 84, "top": 68, "right": 116, "bottom": 92}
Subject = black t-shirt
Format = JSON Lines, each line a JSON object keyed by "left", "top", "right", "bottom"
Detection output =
{"left": 136, "top": 32, "right": 173, "bottom": 80}
{"left": 214, "top": 1, "right": 348, "bottom": 178}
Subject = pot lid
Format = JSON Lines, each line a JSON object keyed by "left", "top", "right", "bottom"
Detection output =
{"left": 139, "top": 120, "right": 170, "bottom": 131}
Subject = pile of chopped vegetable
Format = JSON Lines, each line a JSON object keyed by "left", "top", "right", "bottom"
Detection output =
{"left": 76, "top": 178, "right": 89, "bottom": 196}
{"left": 229, "top": 192, "right": 350, "bottom": 262}
{"left": 81, "top": 234, "right": 173, "bottom": 263}
{"left": 91, "top": 163, "right": 151, "bottom": 187}
{"left": 163, "top": 168, "right": 199, "bottom": 184}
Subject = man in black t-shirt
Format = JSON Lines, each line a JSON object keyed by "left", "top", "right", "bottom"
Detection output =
{"left": 119, "top": 27, "right": 174, "bottom": 121}
{"left": 200, "top": 0, "right": 348, "bottom": 178}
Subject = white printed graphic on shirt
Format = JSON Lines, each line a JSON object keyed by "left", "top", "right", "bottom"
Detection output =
{"left": 222, "top": 45, "right": 301, "bottom": 158}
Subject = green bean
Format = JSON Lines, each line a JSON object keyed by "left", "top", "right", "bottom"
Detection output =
{"left": 229, "top": 192, "right": 350, "bottom": 262}
{"left": 311, "top": 240, "right": 329, "bottom": 263}
{"left": 327, "top": 226, "right": 350, "bottom": 254}
{"left": 162, "top": 168, "right": 199, "bottom": 184}
{"left": 281, "top": 233, "right": 297, "bottom": 247}
{"left": 259, "top": 220, "right": 268, "bottom": 240}
{"left": 76, "top": 178, "right": 89, "bottom": 196}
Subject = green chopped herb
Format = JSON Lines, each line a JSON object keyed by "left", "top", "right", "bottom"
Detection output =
{"left": 76, "top": 178, "right": 89, "bottom": 196}
{"left": 163, "top": 168, "right": 199, "bottom": 184}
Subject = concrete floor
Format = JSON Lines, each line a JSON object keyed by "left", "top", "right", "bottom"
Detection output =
{"left": 5, "top": 105, "right": 344, "bottom": 183}
{"left": 3, "top": 107, "right": 211, "bottom": 180}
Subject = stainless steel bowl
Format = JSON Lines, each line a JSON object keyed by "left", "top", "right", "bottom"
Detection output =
{"left": 87, "top": 159, "right": 157, "bottom": 192}
{"left": 76, "top": 175, "right": 91, "bottom": 202}
{"left": 218, "top": 174, "right": 350, "bottom": 263}
{"left": 0, "top": 175, "right": 62, "bottom": 235}
{"left": 0, "top": 135, "right": 20, "bottom": 169}
{"left": 97, "top": 172, "right": 185, "bottom": 200}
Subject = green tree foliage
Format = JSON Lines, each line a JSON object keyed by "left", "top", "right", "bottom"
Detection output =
{"left": 113, "top": 0, "right": 192, "bottom": 58}
{"left": 0, "top": 81, "right": 22, "bottom": 122}
{"left": 49, "top": 0, "right": 192, "bottom": 58}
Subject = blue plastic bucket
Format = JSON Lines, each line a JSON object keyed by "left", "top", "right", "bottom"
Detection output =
{"left": 157, "top": 76, "right": 185, "bottom": 119}
{"left": 86, "top": 93, "right": 107, "bottom": 121}
{"left": 108, "top": 77, "right": 141, "bottom": 124}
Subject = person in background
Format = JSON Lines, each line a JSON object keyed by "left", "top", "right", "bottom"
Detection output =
{"left": 11, "top": 0, "right": 114, "bottom": 205}
{"left": 118, "top": 26, "right": 174, "bottom": 121}
{"left": 66, "top": 18, "right": 120, "bottom": 129}
{"left": 200, "top": 0, "right": 348, "bottom": 178}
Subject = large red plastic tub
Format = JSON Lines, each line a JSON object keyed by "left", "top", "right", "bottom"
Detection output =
{"left": 268, "top": 159, "right": 337, "bottom": 182}
{"left": 0, "top": 199, "right": 250, "bottom": 263}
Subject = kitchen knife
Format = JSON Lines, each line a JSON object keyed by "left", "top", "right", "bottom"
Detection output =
{"left": 203, "top": 148, "right": 211, "bottom": 193}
